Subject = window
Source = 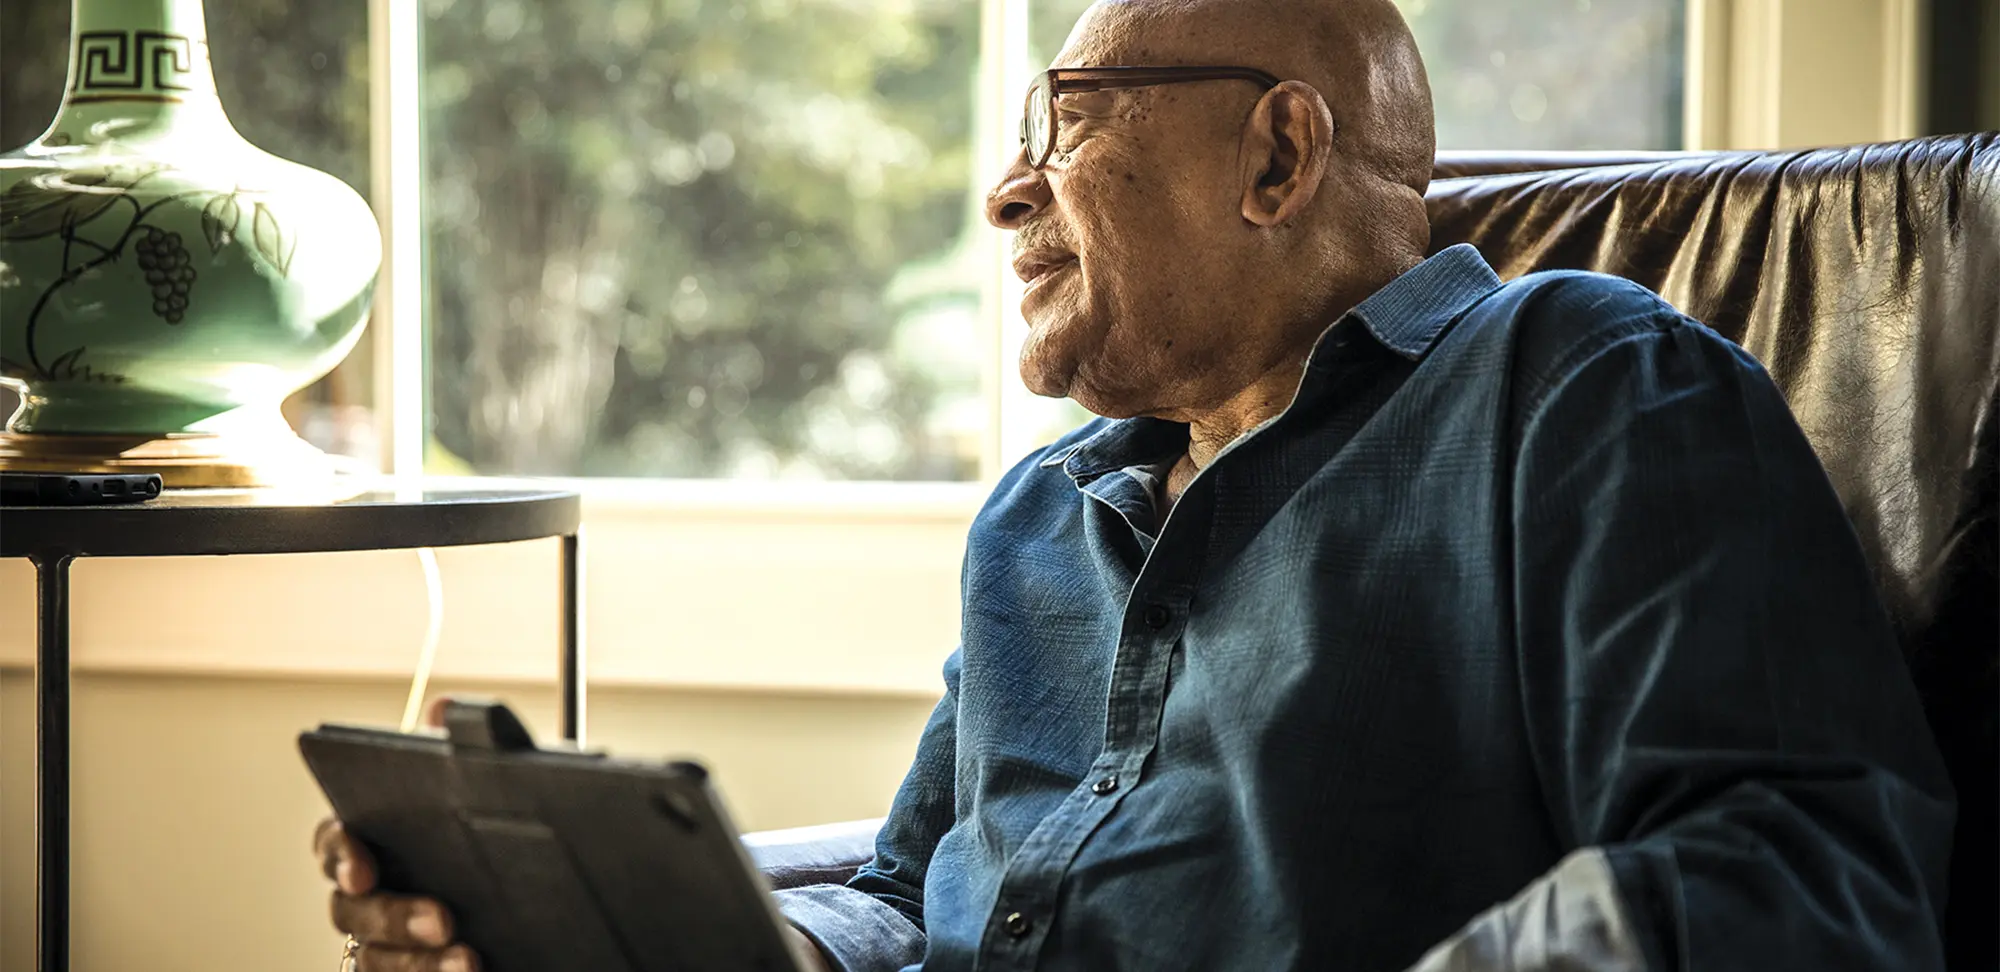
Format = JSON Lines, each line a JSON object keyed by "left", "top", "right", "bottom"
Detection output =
{"left": 1404, "top": 0, "right": 1685, "bottom": 150}
{"left": 0, "top": 0, "right": 377, "bottom": 464}
{"left": 3, "top": 0, "right": 1686, "bottom": 484}
{"left": 420, "top": 0, "right": 987, "bottom": 480}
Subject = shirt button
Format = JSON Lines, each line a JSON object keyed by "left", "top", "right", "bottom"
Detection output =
{"left": 1141, "top": 604, "right": 1171, "bottom": 629}
{"left": 1004, "top": 912, "right": 1033, "bottom": 938}
{"left": 1091, "top": 775, "right": 1119, "bottom": 796}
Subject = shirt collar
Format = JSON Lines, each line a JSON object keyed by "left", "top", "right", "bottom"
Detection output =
{"left": 1040, "top": 417, "right": 1187, "bottom": 483}
{"left": 1340, "top": 244, "right": 1502, "bottom": 362}
{"left": 1041, "top": 244, "right": 1502, "bottom": 484}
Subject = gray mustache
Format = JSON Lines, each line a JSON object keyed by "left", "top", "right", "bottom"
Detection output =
{"left": 1011, "top": 221, "right": 1073, "bottom": 257}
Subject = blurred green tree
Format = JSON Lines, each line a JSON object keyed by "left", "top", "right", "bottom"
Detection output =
{"left": 3, "top": 0, "right": 984, "bottom": 480}
{"left": 420, "top": 0, "right": 984, "bottom": 478}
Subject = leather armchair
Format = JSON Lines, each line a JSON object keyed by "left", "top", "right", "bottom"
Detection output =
{"left": 744, "top": 133, "right": 2000, "bottom": 971}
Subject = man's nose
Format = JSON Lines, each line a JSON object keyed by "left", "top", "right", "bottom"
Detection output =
{"left": 985, "top": 152, "right": 1052, "bottom": 230}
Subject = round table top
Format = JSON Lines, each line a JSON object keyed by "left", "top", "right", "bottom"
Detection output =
{"left": 0, "top": 478, "right": 581, "bottom": 559}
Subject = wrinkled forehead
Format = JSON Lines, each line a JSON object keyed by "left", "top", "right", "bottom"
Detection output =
{"left": 1051, "top": 0, "right": 1225, "bottom": 70}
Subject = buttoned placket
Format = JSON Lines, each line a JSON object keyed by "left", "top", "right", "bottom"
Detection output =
{"left": 971, "top": 459, "right": 1208, "bottom": 972}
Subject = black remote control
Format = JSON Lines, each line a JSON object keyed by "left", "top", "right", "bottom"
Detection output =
{"left": 0, "top": 472, "right": 163, "bottom": 506}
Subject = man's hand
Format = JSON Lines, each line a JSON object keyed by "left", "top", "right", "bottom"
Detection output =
{"left": 317, "top": 697, "right": 477, "bottom": 971}
{"left": 785, "top": 925, "right": 832, "bottom": 972}
{"left": 318, "top": 813, "right": 827, "bottom": 972}
{"left": 315, "top": 816, "right": 479, "bottom": 972}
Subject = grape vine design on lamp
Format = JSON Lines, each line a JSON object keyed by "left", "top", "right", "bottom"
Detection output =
{"left": 137, "top": 227, "right": 196, "bottom": 324}
{"left": 0, "top": 163, "right": 296, "bottom": 387}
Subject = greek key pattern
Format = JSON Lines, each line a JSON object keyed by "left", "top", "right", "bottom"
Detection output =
{"left": 72, "top": 30, "right": 194, "bottom": 94}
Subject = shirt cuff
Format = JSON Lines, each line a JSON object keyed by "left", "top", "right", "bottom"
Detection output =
{"left": 1400, "top": 847, "right": 1649, "bottom": 972}
{"left": 774, "top": 883, "right": 927, "bottom": 972}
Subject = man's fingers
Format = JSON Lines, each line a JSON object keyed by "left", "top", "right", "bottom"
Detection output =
{"left": 331, "top": 891, "right": 456, "bottom": 948}
{"left": 355, "top": 944, "right": 479, "bottom": 972}
{"left": 786, "top": 925, "right": 833, "bottom": 972}
{"left": 315, "top": 819, "right": 378, "bottom": 895}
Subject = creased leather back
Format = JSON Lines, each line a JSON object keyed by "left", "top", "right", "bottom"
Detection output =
{"left": 1426, "top": 133, "right": 2000, "bottom": 971}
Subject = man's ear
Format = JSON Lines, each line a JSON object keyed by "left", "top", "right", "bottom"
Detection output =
{"left": 1238, "top": 81, "right": 1336, "bottom": 227}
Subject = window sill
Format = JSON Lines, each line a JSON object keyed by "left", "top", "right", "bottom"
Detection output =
{"left": 568, "top": 476, "right": 989, "bottom": 521}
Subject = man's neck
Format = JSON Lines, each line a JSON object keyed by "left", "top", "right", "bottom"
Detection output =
{"left": 1162, "top": 359, "right": 1310, "bottom": 507}
{"left": 1187, "top": 375, "right": 1300, "bottom": 466}
{"left": 1157, "top": 252, "right": 1426, "bottom": 510}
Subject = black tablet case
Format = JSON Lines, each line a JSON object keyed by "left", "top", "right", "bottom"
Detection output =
{"left": 299, "top": 702, "right": 804, "bottom": 972}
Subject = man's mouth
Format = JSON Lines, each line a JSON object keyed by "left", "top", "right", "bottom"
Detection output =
{"left": 1014, "top": 251, "right": 1077, "bottom": 294}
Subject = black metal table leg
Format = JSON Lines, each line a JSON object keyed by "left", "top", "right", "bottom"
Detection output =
{"left": 35, "top": 553, "right": 74, "bottom": 972}
{"left": 559, "top": 531, "right": 585, "bottom": 745}
{"left": 0, "top": 485, "right": 579, "bottom": 971}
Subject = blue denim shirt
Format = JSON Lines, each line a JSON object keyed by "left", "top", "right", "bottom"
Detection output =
{"left": 774, "top": 245, "right": 1954, "bottom": 972}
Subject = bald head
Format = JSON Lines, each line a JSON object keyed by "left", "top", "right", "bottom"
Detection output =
{"left": 1062, "top": 0, "right": 1436, "bottom": 197}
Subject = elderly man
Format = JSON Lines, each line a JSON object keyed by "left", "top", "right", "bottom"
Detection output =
{"left": 315, "top": 0, "right": 1956, "bottom": 969}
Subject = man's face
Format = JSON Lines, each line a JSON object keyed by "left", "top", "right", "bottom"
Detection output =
{"left": 986, "top": 14, "right": 1265, "bottom": 418}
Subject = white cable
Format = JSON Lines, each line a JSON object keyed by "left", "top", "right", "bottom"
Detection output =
{"left": 398, "top": 546, "right": 444, "bottom": 733}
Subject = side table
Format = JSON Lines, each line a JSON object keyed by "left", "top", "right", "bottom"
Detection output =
{"left": 0, "top": 480, "right": 585, "bottom": 972}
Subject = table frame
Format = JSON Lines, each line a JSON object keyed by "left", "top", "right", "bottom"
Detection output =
{"left": 5, "top": 488, "right": 583, "bottom": 972}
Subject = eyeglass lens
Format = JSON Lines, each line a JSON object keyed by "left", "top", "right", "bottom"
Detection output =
{"left": 1023, "top": 75, "right": 1052, "bottom": 166}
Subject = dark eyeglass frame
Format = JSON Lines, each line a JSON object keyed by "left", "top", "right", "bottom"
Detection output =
{"left": 1019, "top": 65, "right": 1284, "bottom": 170}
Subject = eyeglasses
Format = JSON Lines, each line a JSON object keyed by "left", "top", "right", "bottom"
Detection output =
{"left": 1019, "top": 65, "right": 1283, "bottom": 170}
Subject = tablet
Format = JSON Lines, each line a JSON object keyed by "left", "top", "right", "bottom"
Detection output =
{"left": 299, "top": 700, "right": 805, "bottom": 972}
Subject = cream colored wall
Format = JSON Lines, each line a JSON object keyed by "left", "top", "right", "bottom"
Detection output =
{"left": 0, "top": 671, "right": 937, "bottom": 972}
{"left": 0, "top": 492, "right": 977, "bottom": 694}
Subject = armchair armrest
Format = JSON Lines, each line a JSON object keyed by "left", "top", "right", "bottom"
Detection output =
{"left": 744, "top": 818, "right": 883, "bottom": 890}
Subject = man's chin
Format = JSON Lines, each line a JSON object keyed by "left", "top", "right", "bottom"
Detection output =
{"left": 1019, "top": 352, "right": 1146, "bottom": 420}
{"left": 1019, "top": 314, "right": 1134, "bottom": 413}
{"left": 1017, "top": 350, "right": 1073, "bottom": 401}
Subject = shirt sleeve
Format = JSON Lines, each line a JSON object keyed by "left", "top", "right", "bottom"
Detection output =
{"left": 773, "top": 648, "right": 964, "bottom": 972}
{"left": 1424, "top": 318, "right": 1957, "bottom": 971}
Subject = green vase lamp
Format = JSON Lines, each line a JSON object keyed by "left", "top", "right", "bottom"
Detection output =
{"left": 0, "top": 0, "right": 380, "bottom": 486}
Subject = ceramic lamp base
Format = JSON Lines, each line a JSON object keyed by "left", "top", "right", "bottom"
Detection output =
{"left": 0, "top": 419, "right": 337, "bottom": 488}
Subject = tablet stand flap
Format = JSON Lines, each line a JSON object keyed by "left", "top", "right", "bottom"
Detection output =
{"left": 444, "top": 699, "right": 537, "bottom": 752}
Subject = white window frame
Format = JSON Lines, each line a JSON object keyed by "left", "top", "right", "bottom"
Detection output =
{"left": 368, "top": 0, "right": 426, "bottom": 480}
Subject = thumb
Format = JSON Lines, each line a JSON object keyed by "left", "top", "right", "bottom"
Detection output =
{"left": 422, "top": 695, "right": 453, "bottom": 730}
{"left": 316, "top": 818, "right": 379, "bottom": 896}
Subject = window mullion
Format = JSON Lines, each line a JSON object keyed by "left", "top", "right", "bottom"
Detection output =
{"left": 994, "top": 0, "right": 1040, "bottom": 469}
{"left": 368, "top": 0, "right": 426, "bottom": 477}
{"left": 976, "top": 0, "right": 1009, "bottom": 481}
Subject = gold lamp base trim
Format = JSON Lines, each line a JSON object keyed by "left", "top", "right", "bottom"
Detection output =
{"left": 0, "top": 425, "right": 337, "bottom": 488}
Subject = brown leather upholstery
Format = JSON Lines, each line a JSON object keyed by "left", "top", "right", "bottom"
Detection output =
{"left": 1427, "top": 133, "right": 2000, "bottom": 971}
